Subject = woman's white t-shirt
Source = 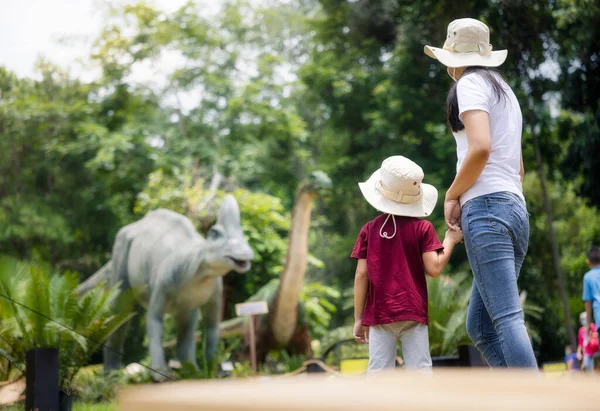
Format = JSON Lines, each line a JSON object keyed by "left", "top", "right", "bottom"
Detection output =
{"left": 452, "top": 71, "right": 525, "bottom": 207}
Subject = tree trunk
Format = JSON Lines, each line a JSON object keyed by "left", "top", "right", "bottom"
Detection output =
{"left": 530, "top": 115, "right": 577, "bottom": 348}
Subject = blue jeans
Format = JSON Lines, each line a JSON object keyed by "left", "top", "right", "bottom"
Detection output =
{"left": 462, "top": 191, "right": 537, "bottom": 368}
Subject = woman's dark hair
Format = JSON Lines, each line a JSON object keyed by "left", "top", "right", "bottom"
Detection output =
{"left": 446, "top": 66, "right": 509, "bottom": 132}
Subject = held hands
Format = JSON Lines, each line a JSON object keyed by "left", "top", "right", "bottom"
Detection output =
{"left": 353, "top": 319, "right": 369, "bottom": 344}
{"left": 445, "top": 227, "right": 464, "bottom": 244}
{"left": 444, "top": 198, "right": 462, "bottom": 231}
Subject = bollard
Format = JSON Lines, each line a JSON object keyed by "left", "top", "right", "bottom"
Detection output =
{"left": 26, "top": 348, "right": 59, "bottom": 411}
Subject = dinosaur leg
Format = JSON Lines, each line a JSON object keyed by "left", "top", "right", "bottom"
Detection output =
{"left": 175, "top": 309, "right": 200, "bottom": 369}
{"left": 201, "top": 279, "right": 223, "bottom": 363}
{"left": 103, "top": 291, "right": 136, "bottom": 372}
{"left": 147, "top": 288, "right": 168, "bottom": 378}
{"left": 104, "top": 229, "right": 133, "bottom": 373}
{"left": 103, "top": 319, "right": 130, "bottom": 372}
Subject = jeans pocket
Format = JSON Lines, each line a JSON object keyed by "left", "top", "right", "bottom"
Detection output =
{"left": 485, "top": 199, "right": 511, "bottom": 234}
{"left": 512, "top": 203, "right": 529, "bottom": 245}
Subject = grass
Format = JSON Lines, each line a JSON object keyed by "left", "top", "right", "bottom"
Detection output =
{"left": 75, "top": 402, "right": 118, "bottom": 411}
{"left": 1, "top": 401, "right": 117, "bottom": 410}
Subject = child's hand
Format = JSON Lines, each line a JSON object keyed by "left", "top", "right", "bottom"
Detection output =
{"left": 445, "top": 228, "right": 464, "bottom": 245}
{"left": 353, "top": 320, "right": 369, "bottom": 344}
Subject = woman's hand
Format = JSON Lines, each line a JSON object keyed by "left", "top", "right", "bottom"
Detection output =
{"left": 444, "top": 199, "right": 462, "bottom": 231}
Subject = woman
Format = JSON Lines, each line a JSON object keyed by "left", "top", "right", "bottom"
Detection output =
{"left": 424, "top": 18, "right": 537, "bottom": 368}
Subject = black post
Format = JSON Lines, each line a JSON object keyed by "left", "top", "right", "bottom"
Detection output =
{"left": 26, "top": 348, "right": 59, "bottom": 411}
{"left": 458, "top": 345, "right": 485, "bottom": 367}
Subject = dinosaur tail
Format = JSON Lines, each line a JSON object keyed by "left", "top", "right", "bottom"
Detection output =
{"left": 76, "top": 260, "right": 112, "bottom": 295}
{"left": 219, "top": 316, "right": 247, "bottom": 338}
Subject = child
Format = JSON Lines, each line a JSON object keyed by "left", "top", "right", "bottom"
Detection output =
{"left": 351, "top": 156, "right": 463, "bottom": 373}
{"left": 577, "top": 311, "right": 598, "bottom": 371}
{"left": 565, "top": 345, "right": 579, "bottom": 371}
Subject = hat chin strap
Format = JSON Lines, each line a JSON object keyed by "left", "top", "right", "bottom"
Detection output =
{"left": 448, "top": 67, "right": 458, "bottom": 82}
{"left": 380, "top": 214, "right": 397, "bottom": 239}
{"left": 376, "top": 180, "right": 423, "bottom": 204}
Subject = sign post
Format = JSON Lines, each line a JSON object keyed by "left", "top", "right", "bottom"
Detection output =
{"left": 235, "top": 301, "right": 269, "bottom": 376}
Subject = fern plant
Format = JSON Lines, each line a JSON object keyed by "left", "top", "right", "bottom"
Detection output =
{"left": 427, "top": 274, "right": 544, "bottom": 357}
{"left": 427, "top": 273, "right": 473, "bottom": 357}
{"left": 0, "top": 257, "right": 133, "bottom": 394}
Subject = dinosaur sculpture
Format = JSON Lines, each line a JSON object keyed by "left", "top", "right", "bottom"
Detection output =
{"left": 219, "top": 171, "right": 332, "bottom": 360}
{"left": 77, "top": 195, "right": 254, "bottom": 376}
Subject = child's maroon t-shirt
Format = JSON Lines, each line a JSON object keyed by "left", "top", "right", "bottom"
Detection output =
{"left": 351, "top": 214, "right": 444, "bottom": 326}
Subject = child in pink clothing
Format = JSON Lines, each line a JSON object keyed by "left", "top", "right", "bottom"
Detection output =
{"left": 577, "top": 311, "right": 599, "bottom": 371}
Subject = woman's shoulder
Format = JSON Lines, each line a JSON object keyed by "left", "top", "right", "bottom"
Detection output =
{"left": 459, "top": 70, "right": 510, "bottom": 90}
{"left": 458, "top": 71, "right": 491, "bottom": 90}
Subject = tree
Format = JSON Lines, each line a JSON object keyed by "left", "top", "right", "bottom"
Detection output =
{"left": 0, "top": 62, "right": 157, "bottom": 273}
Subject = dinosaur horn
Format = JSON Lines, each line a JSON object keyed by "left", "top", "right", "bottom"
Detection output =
{"left": 217, "top": 195, "right": 241, "bottom": 229}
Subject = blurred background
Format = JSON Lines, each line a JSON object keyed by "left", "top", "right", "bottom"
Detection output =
{"left": 0, "top": 0, "right": 599, "bottom": 379}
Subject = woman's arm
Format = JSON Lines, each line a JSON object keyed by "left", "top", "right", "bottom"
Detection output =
{"left": 445, "top": 110, "right": 492, "bottom": 201}
{"left": 520, "top": 147, "right": 524, "bottom": 183}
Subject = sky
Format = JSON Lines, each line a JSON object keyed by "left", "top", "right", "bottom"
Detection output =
{"left": 0, "top": 0, "right": 191, "bottom": 80}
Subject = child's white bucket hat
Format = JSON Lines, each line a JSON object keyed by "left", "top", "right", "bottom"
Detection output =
{"left": 424, "top": 18, "right": 507, "bottom": 68}
{"left": 359, "top": 156, "right": 438, "bottom": 218}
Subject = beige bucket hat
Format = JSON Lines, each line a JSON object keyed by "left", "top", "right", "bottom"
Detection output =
{"left": 424, "top": 18, "right": 507, "bottom": 68}
{"left": 359, "top": 156, "right": 438, "bottom": 218}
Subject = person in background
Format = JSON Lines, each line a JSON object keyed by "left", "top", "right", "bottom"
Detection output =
{"left": 576, "top": 312, "right": 598, "bottom": 371}
{"left": 583, "top": 247, "right": 600, "bottom": 331}
{"left": 565, "top": 345, "right": 579, "bottom": 372}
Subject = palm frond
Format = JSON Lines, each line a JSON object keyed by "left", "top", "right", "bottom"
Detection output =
{"left": 27, "top": 266, "right": 52, "bottom": 347}
{"left": 427, "top": 273, "right": 472, "bottom": 357}
{"left": 0, "top": 258, "right": 132, "bottom": 392}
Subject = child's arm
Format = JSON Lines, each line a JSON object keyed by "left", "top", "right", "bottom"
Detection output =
{"left": 353, "top": 259, "right": 369, "bottom": 344}
{"left": 422, "top": 229, "right": 463, "bottom": 277}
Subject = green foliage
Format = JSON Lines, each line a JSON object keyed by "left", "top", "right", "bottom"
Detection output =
{"left": 262, "top": 350, "right": 307, "bottom": 374}
{"left": 0, "top": 62, "right": 157, "bottom": 273}
{"left": 427, "top": 274, "right": 472, "bottom": 357}
{"left": 177, "top": 336, "right": 243, "bottom": 380}
{"left": 73, "top": 403, "right": 118, "bottom": 411}
{"left": 74, "top": 369, "right": 127, "bottom": 404}
{"left": 299, "top": 282, "right": 341, "bottom": 339}
{"left": 231, "top": 360, "right": 254, "bottom": 378}
{"left": 0, "top": 257, "right": 133, "bottom": 393}
{"left": 520, "top": 172, "right": 600, "bottom": 359}
{"left": 320, "top": 327, "right": 369, "bottom": 367}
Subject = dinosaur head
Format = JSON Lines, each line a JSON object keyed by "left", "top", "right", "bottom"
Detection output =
{"left": 302, "top": 170, "right": 333, "bottom": 198}
{"left": 205, "top": 195, "right": 254, "bottom": 274}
